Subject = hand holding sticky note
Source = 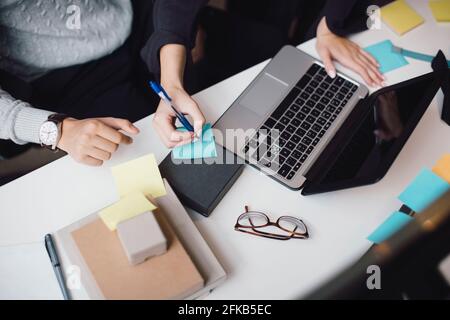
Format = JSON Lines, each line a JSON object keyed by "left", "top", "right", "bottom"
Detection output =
{"left": 364, "top": 40, "right": 409, "bottom": 74}
{"left": 99, "top": 192, "right": 157, "bottom": 230}
{"left": 172, "top": 123, "right": 217, "bottom": 160}
{"left": 381, "top": 0, "right": 424, "bottom": 35}
{"left": 112, "top": 153, "right": 166, "bottom": 198}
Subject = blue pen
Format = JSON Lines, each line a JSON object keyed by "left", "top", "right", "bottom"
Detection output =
{"left": 149, "top": 81, "right": 195, "bottom": 133}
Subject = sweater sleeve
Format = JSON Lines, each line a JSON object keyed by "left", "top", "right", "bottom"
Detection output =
{"left": 0, "top": 86, "right": 53, "bottom": 145}
{"left": 140, "top": 0, "right": 207, "bottom": 75}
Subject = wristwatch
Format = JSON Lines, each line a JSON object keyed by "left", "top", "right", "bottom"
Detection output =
{"left": 39, "top": 114, "right": 68, "bottom": 151}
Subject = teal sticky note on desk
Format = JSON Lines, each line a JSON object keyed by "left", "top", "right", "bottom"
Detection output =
{"left": 398, "top": 169, "right": 450, "bottom": 213}
{"left": 172, "top": 123, "right": 217, "bottom": 159}
{"left": 368, "top": 211, "right": 413, "bottom": 244}
{"left": 364, "top": 40, "right": 409, "bottom": 73}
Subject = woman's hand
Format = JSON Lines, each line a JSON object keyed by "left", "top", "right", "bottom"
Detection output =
{"left": 316, "top": 17, "right": 384, "bottom": 87}
{"left": 153, "top": 44, "right": 206, "bottom": 148}
{"left": 58, "top": 117, "right": 139, "bottom": 166}
{"left": 153, "top": 85, "right": 205, "bottom": 148}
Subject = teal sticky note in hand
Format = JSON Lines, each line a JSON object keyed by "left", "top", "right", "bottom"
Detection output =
{"left": 364, "top": 40, "right": 409, "bottom": 73}
{"left": 398, "top": 169, "right": 450, "bottom": 213}
{"left": 172, "top": 123, "right": 217, "bottom": 159}
{"left": 368, "top": 211, "right": 413, "bottom": 244}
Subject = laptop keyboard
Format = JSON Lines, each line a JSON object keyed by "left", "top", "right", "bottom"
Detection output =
{"left": 244, "top": 63, "right": 359, "bottom": 180}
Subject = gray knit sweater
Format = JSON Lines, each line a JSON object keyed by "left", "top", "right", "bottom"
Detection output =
{"left": 0, "top": 0, "right": 133, "bottom": 144}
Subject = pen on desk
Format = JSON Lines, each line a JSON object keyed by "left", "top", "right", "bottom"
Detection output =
{"left": 149, "top": 81, "right": 196, "bottom": 135}
{"left": 45, "top": 234, "right": 71, "bottom": 300}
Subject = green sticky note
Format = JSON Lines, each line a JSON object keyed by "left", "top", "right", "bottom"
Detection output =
{"left": 364, "top": 40, "right": 409, "bottom": 73}
{"left": 398, "top": 169, "right": 450, "bottom": 213}
{"left": 172, "top": 123, "right": 217, "bottom": 159}
{"left": 368, "top": 211, "right": 413, "bottom": 244}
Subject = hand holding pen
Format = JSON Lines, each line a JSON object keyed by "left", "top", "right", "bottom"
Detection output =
{"left": 150, "top": 82, "right": 206, "bottom": 148}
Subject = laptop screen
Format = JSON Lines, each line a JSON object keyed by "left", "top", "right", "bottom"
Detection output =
{"left": 319, "top": 74, "right": 435, "bottom": 184}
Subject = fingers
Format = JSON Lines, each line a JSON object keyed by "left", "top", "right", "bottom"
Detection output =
{"left": 184, "top": 101, "right": 206, "bottom": 137}
{"left": 317, "top": 46, "right": 336, "bottom": 78}
{"left": 100, "top": 117, "right": 140, "bottom": 135}
{"left": 82, "top": 155, "right": 104, "bottom": 167}
{"left": 92, "top": 136, "right": 118, "bottom": 154}
{"left": 96, "top": 121, "right": 133, "bottom": 145}
{"left": 153, "top": 113, "right": 194, "bottom": 148}
{"left": 86, "top": 146, "right": 111, "bottom": 162}
{"left": 356, "top": 50, "right": 384, "bottom": 86}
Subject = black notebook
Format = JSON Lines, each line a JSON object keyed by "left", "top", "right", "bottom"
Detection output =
{"left": 159, "top": 145, "right": 244, "bottom": 217}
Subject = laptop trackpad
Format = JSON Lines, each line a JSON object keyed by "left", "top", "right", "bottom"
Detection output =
{"left": 240, "top": 73, "right": 288, "bottom": 117}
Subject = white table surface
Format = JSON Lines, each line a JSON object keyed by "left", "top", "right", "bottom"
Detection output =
{"left": 1, "top": 0, "right": 449, "bottom": 300}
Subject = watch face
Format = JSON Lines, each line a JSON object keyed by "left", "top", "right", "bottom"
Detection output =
{"left": 39, "top": 121, "right": 59, "bottom": 146}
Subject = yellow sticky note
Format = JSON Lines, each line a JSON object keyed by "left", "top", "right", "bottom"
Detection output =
{"left": 429, "top": 0, "right": 450, "bottom": 22}
{"left": 381, "top": 0, "right": 424, "bottom": 35}
{"left": 433, "top": 154, "right": 450, "bottom": 183}
{"left": 99, "top": 192, "right": 157, "bottom": 230}
{"left": 112, "top": 154, "right": 166, "bottom": 198}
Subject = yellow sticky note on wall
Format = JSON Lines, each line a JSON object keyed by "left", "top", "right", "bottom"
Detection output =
{"left": 429, "top": 0, "right": 450, "bottom": 22}
{"left": 381, "top": 0, "right": 424, "bottom": 35}
{"left": 112, "top": 153, "right": 166, "bottom": 198}
{"left": 432, "top": 154, "right": 450, "bottom": 183}
{"left": 99, "top": 192, "right": 157, "bottom": 230}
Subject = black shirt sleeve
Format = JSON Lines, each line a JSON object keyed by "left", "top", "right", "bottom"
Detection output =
{"left": 141, "top": 0, "right": 207, "bottom": 75}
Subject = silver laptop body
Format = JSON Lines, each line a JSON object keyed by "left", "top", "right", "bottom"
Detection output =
{"left": 215, "top": 45, "right": 369, "bottom": 189}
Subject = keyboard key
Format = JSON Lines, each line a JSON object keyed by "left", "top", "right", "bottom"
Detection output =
{"left": 302, "top": 137, "right": 312, "bottom": 145}
{"left": 336, "top": 93, "right": 345, "bottom": 100}
{"left": 296, "top": 74, "right": 311, "bottom": 89}
{"left": 311, "top": 94, "right": 320, "bottom": 102}
{"left": 291, "top": 134, "right": 301, "bottom": 143}
{"left": 344, "top": 81, "right": 353, "bottom": 88}
{"left": 306, "top": 116, "right": 315, "bottom": 124}
{"left": 331, "top": 115, "right": 337, "bottom": 121}
{"left": 340, "top": 87, "right": 349, "bottom": 94}
{"left": 335, "top": 77, "right": 345, "bottom": 86}
{"left": 300, "top": 154, "right": 308, "bottom": 162}
{"left": 287, "top": 171, "right": 295, "bottom": 180}
{"left": 325, "top": 122, "right": 332, "bottom": 129}
{"left": 316, "top": 88, "right": 325, "bottom": 95}
{"left": 318, "top": 130, "right": 326, "bottom": 138}
{"left": 315, "top": 103, "right": 326, "bottom": 111}
{"left": 326, "top": 106, "right": 336, "bottom": 113}
{"left": 319, "top": 68, "right": 328, "bottom": 76}
{"left": 296, "top": 128, "right": 306, "bottom": 136}
{"left": 296, "top": 98, "right": 305, "bottom": 106}
{"left": 320, "top": 97, "right": 330, "bottom": 104}
{"left": 325, "top": 91, "right": 334, "bottom": 99}
{"left": 296, "top": 112, "right": 306, "bottom": 121}
{"left": 336, "top": 107, "right": 343, "bottom": 113}
{"left": 306, "top": 146, "right": 314, "bottom": 154}
{"left": 272, "top": 87, "right": 300, "bottom": 119}
{"left": 286, "top": 141, "right": 296, "bottom": 150}
{"left": 278, "top": 165, "right": 291, "bottom": 177}
{"left": 293, "top": 150, "right": 302, "bottom": 158}
{"left": 311, "top": 109, "right": 320, "bottom": 117}
{"left": 324, "top": 76, "right": 333, "bottom": 84}
{"left": 280, "top": 148, "right": 291, "bottom": 157}
{"left": 278, "top": 138, "right": 287, "bottom": 147}
{"left": 330, "top": 85, "right": 339, "bottom": 92}
{"left": 312, "top": 138, "right": 320, "bottom": 146}
{"left": 331, "top": 99, "right": 340, "bottom": 106}
{"left": 285, "top": 110, "right": 295, "bottom": 118}
{"left": 293, "top": 162, "right": 302, "bottom": 171}
{"left": 300, "top": 92, "right": 309, "bottom": 100}
{"left": 264, "top": 117, "right": 276, "bottom": 128}
{"left": 317, "top": 117, "right": 326, "bottom": 125}
{"left": 291, "top": 104, "right": 300, "bottom": 112}
{"left": 291, "top": 118, "right": 301, "bottom": 127}
{"left": 305, "top": 86, "right": 314, "bottom": 94}
{"left": 310, "top": 80, "right": 319, "bottom": 88}
{"left": 320, "top": 82, "right": 330, "bottom": 90}
{"left": 301, "top": 122, "right": 311, "bottom": 130}
{"left": 307, "top": 131, "right": 317, "bottom": 139}
{"left": 281, "top": 131, "right": 291, "bottom": 140}
{"left": 286, "top": 157, "right": 296, "bottom": 166}
{"left": 312, "top": 124, "right": 321, "bottom": 132}
{"left": 301, "top": 106, "right": 311, "bottom": 114}
{"left": 297, "top": 143, "right": 307, "bottom": 152}
{"left": 280, "top": 117, "right": 290, "bottom": 125}
{"left": 306, "top": 100, "right": 315, "bottom": 108}
{"left": 306, "top": 64, "right": 320, "bottom": 76}
{"left": 351, "top": 85, "right": 358, "bottom": 92}
{"left": 274, "top": 123, "right": 285, "bottom": 132}
{"left": 322, "top": 111, "right": 332, "bottom": 119}
{"left": 286, "top": 125, "right": 296, "bottom": 134}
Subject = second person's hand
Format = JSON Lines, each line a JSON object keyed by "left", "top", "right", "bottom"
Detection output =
{"left": 58, "top": 117, "right": 140, "bottom": 166}
{"left": 316, "top": 17, "right": 384, "bottom": 87}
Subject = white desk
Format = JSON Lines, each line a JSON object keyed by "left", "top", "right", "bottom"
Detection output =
{"left": 1, "top": 0, "right": 449, "bottom": 300}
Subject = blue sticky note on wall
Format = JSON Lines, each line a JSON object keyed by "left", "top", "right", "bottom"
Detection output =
{"left": 398, "top": 169, "right": 450, "bottom": 213}
{"left": 364, "top": 40, "right": 409, "bottom": 73}
{"left": 172, "top": 123, "right": 217, "bottom": 159}
{"left": 368, "top": 211, "right": 413, "bottom": 244}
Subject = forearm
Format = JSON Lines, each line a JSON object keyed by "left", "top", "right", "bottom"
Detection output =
{"left": 0, "top": 87, "right": 52, "bottom": 144}
{"left": 159, "top": 44, "right": 186, "bottom": 89}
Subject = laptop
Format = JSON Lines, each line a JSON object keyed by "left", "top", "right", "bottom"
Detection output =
{"left": 215, "top": 45, "right": 440, "bottom": 194}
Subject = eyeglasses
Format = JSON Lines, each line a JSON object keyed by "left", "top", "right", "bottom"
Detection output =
{"left": 234, "top": 206, "right": 309, "bottom": 240}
